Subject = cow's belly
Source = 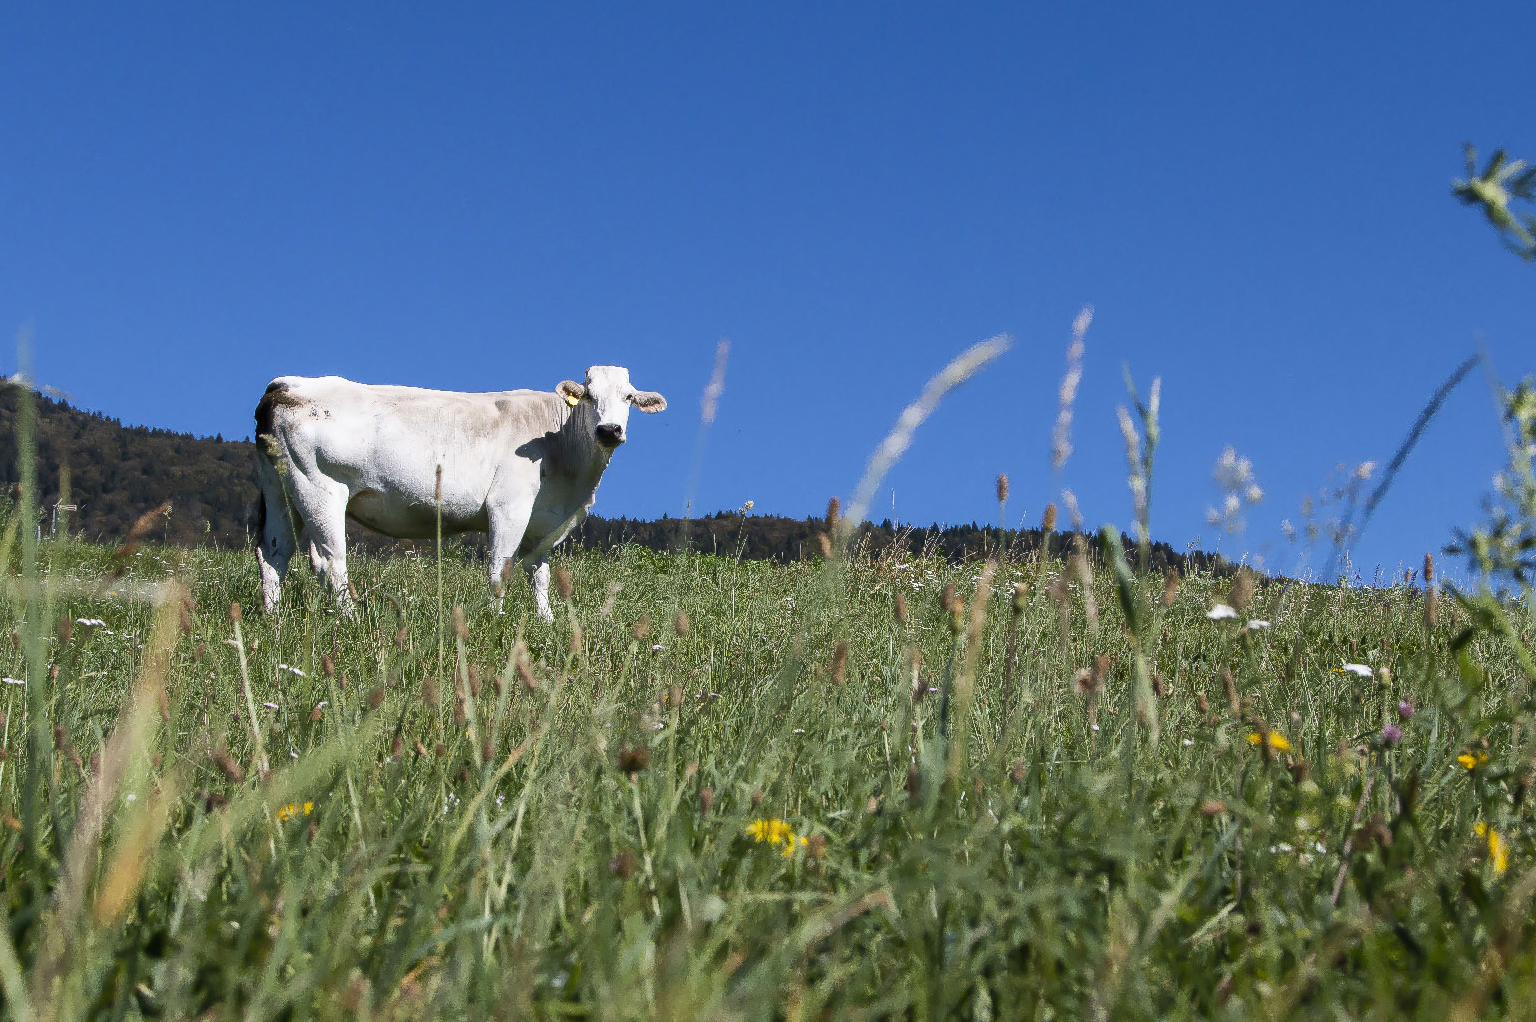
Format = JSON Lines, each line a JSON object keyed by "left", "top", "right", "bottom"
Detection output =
{"left": 347, "top": 489, "right": 490, "bottom": 539}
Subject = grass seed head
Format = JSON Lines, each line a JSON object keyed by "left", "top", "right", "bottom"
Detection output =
{"left": 630, "top": 615, "right": 650, "bottom": 641}
{"left": 1042, "top": 503, "right": 1058, "bottom": 533}
{"left": 609, "top": 847, "right": 636, "bottom": 879}
{"left": 1011, "top": 582, "right": 1027, "bottom": 618}
{"left": 514, "top": 644, "right": 537, "bottom": 691}
{"left": 1228, "top": 569, "right": 1255, "bottom": 611}
{"left": 832, "top": 641, "right": 849, "bottom": 685}
{"left": 618, "top": 745, "right": 650, "bottom": 778}
{"left": 366, "top": 687, "right": 386, "bottom": 710}
{"left": 894, "top": 591, "right": 908, "bottom": 625}
{"left": 321, "top": 654, "right": 335, "bottom": 678}
{"left": 212, "top": 744, "right": 244, "bottom": 782}
{"left": 554, "top": 566, "right": 574, "bottom": 600}
{"left": 826, "top": 496, "right": 841, "bottom": 528}
{"left": 452, "top": 604, "right": 468, "bottom": 641}
{"left": 699, "top": 786, "right": 714, "bottom": 816}
{"left": 228, "top": 602, "right": 242, "bottom": 623}
{"left": 673, "top": 610, "right": 690, "bottom": 635}
{"left": 1162, "top": 567, "right": 1179, "bottom": 607}
{"left": 995, "top": 473, "right": 1009, "bottom": 504}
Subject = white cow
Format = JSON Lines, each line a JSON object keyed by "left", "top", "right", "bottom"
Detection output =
{"left": 253, "top": 366, "right": 666, "bottom": 622}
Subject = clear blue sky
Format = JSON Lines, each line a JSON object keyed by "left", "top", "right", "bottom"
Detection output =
{"left": 4, "top": 4, "right": 1533, "bottom": 581}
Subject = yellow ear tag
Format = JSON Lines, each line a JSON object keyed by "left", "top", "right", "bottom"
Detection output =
{"left": 564, "top": 391, "right": 580, "bottom": 408}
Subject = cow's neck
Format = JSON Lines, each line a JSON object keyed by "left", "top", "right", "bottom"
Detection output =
{"left": 551, "top": 402, "right": 613, "bottom": 485}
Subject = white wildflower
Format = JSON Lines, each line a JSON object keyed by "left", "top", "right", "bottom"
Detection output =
{"left": 1342, "top": 663, "right": 1373, "bottom": 678}
{"left": 1206, "top": 604, "right": 1239, "bottom": 620}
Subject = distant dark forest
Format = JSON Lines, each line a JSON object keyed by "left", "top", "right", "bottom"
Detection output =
{"left": 0, "top": 381, "right": 1228, "bottom": 574}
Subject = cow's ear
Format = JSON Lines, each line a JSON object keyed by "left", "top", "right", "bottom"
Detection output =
{"left": 630, "top": 390, "right": 667, "bottom": 413}
{"left": 557, "top": 380, "right": 586, "bottom": 407}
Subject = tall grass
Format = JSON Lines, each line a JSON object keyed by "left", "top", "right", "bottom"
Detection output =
{"left": 0, "top": 356, "right": 1534, "bottom": 1019}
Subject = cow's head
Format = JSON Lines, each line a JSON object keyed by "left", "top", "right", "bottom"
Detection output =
{"left": 557, "top": 366, "right": 666, "bottom": 449}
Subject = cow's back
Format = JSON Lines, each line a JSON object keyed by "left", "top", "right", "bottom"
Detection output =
{"left": 256, "top": 376, "right": 562, "bottom": 527}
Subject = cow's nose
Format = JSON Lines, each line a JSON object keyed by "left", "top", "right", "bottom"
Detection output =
{"left": 596, "top": 423, "right": 625, "bottom": 446}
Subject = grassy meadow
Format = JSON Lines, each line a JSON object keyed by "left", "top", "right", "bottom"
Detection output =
{"left": 0, "top": 504, "right": 1534, "bottom": 1020}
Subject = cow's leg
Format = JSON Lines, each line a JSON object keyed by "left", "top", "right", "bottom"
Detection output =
{"left": 290, "top": 476, "right": 353, "bottom": 614}
{"left": 525, "top": 557, "right": 553, "bottom": 624}
{"left": 256, "top": 461, "right": 300, "bottom": 613}
{"left": 487, "top": 499, "right": 535, "bottom": 618}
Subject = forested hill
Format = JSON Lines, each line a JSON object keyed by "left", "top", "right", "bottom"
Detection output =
{"left": 0, "top": 381, "right": 1227, "bottom": 572}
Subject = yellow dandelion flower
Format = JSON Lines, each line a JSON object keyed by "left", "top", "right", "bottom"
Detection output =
{"left": 1457, "top": 751, "right": 1490, "bottom": 771}
{"left": 1245, "top": 731, "right": 1291, "bottom": 752}
{"left": 1475, "top": 822, "right": 1510, "bottom": 874}
{"left": 745, "top": 818, "right": 805, "bottom": 856}
{"left": 276, "top": 801, "right": 315, "bottom": 822}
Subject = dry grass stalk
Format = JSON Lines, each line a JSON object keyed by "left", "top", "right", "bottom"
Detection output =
{"left": 33, "top": 581, "right": 185, "bottom": 1008}
{"left": 1052, "top": 307, "right": 1092, "bottom": 473}
{"left": 1070, "top": 539, "right": 1099, "bottom": 635}
{"left": 947, "top": 562, "right": 995, "bottom": 783}
{"left": 837, "top": 336, "right": 1011, "bottom": 549}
